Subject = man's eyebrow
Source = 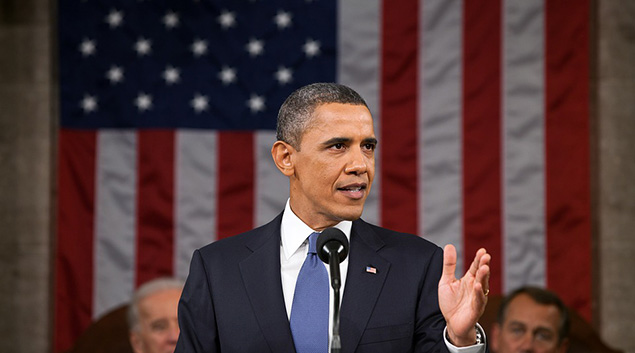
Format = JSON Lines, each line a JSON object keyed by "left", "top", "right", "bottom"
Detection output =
{"left": 363, "top": 137, "right": 378, "bottom": 145}
{"left": 507, "top": 320, "right": 526, "bottom": 327}
{"left": 533, "top": 326, "right": 556, "bottom": 335}
{"left": 321, "top": 137, "right": 378, "bottom": 146}
{"left": 322, "top": 137, "right": 351, "bottom": 146}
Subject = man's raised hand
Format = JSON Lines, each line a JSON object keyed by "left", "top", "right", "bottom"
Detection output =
{"left": 438, "top": 244, "right": 491, "bottom": 347}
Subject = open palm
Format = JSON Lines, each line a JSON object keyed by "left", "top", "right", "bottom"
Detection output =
{"left": 438, "top": 244, "right": 490, "bottom": 346}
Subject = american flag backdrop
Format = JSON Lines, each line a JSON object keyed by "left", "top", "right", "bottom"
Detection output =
{"left": 55, "top": 0, "right": 591, "bottom": 352}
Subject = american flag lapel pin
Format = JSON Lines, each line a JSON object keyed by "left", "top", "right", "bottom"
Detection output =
{"left": 365, "top": 266, "right": 377, "bottom": 274}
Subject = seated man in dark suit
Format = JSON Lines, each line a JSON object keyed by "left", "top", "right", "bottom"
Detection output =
{"left": 491, "top": 286, "right": 570, "bottom": 353}
{"left": 176, "top": 82, "right": 491, "bottom": 353}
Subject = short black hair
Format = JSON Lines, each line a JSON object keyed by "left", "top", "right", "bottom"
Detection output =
{"left": 276, "top": 82, "right": 369, "bottom": 149}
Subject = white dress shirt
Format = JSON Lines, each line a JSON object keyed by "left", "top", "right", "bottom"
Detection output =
{"left": 280, "top": 200, "right": 351, "bottom": 341}
{"left": 279, "top": 200, "right": 484, "bottom": 352}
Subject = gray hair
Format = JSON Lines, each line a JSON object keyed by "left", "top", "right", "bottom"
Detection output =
{"left": 276, "top": 82, "right": 369, "bottom": 149}
{"left": 127, "top": 277, "right": 184, "bottom": 332}
{"left": 497, "top": 286, "right": 571, "bottom": 343}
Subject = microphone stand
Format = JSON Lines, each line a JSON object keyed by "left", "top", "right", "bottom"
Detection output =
{"left": 328, "top": 251, "right": 342, "bottom": 353}
{"left": 317, "top": 228, "right": 349, "bottom": 353}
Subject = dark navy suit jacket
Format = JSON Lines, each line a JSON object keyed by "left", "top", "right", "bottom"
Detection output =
{"left": 175, "top": 213, "right": 450, "bottom": 353}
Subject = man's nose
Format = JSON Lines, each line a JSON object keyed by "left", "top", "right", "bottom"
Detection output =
{"left": 167, "top": 322, "right": 180, "bottom": 343}
{"left": 344, "top": 148, "right": 368, "bottom": 175}
{"left": 517, "top": 333, "right": 535, "bottom": 353}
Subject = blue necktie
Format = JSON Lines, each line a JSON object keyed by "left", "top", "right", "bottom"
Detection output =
{"left": 290, "top": 232, "right": 329, "bottom": 353}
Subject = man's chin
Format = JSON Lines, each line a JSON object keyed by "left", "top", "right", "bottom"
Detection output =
{"left": 335, "top": 207, "right": 364, "bottom": 222}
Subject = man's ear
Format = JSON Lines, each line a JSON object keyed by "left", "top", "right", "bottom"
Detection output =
{"left": 271, "top": 140, "right": 295, "bottom": 177}
{"left": 490, "top": 323, "right": 501, "bottom": 353}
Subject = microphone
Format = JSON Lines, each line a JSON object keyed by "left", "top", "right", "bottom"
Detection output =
{"left": 316, "top": 228, "right": 349, "bottom": 289}
{"left": 316, "top": 228, "right": 349, "bottom": 353}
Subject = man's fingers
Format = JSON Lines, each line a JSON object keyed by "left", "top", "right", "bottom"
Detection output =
{"left": 478, "top": 251, "right": 491, "bottom": 268}
{"left": 468, "top": 248, "right": 486, "bottom": 276}
{"left": 475, "top": 254, "right": 491, "bottom": 295}
{"left": 442, "top": 244, "right": 457, "bottom": 282}
{"left": 476, "top": 264, "right": 490, "bottom": 286}
{"left": 472, "top": 281, "right": 488, "bottom": 308}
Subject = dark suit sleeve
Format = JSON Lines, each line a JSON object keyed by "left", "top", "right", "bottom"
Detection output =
{"left": 175, "top": 249, "right": 220, "bottom": 353}
{"left": 414, "top": 246, "right": 451, "bottom": 353}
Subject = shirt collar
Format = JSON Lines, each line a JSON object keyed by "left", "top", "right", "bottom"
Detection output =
{"left": 280, "top": 199, "right": 352, "bottom": 260}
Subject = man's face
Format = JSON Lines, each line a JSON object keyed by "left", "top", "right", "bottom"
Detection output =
{"left": 492, "top": 294, "right": 569, "bottom": 353}
{"left": 129, "top": 288, "right": 181, "bottom": 353}
{"left": 286, "top": 102, "right": 376, "bottom": 230}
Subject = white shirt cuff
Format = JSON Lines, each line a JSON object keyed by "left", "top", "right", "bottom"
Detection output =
{"left": 443, "top": 323, "right": 486, "bottom": 353}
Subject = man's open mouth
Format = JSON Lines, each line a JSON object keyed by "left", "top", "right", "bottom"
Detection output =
{"left": 338, "top": 184, "right": 366, "bottom": 192}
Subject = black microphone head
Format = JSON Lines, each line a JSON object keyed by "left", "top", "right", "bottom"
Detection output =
{"left": 316, "top": 227, "right": 349, "bottom": 264}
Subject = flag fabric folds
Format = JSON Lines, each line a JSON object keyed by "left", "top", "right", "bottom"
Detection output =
{"left": 55, "top": 0, "right": 591, "bottom": 352}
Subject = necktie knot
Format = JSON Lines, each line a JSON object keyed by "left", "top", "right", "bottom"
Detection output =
{"left": 307, "top": 232, "right": 319, "bottom": 254}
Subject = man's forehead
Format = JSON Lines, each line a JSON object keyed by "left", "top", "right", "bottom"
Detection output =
{"left": 505, "top": 295, "right": 561, "bottom": 326}
{"left": 312, "top": 102, "right": 372, "bottom": 117}
{"left": 138, "top": 289, "right": 180, "bottom": 311}
{"left": 310, "top": 104, "right": 373, "bottom": 126}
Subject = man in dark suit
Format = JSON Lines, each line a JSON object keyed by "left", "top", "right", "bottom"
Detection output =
{"left": 175, "top": 83, "right": 491, "bottom": 353}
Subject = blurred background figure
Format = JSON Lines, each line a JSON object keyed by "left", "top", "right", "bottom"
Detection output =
{"left": 128, "top": 278, "right": 184, "bottom": 353}
{"left": 491, "top": 286, "right": 570, "bottom": 353}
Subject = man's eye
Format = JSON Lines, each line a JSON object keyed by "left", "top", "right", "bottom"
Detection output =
{"left": 150, "top": 321, "right": 168, "bottom": 332}
{"left": 363, "top": 143, "right": 376, "bottom": 151}
{"left": 331, "top": 143, "right": 344, "bottom": 149}
{"left": 509, "top": 326, "right": 525, "bottom": 337}
{"left": 535, "top": 331, "right": 554, "bottom": 342}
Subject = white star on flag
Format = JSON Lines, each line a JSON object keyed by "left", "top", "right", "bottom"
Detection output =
{"left": 191, "top": 39, "right": 208, "bottom": 56}
{"left": 303, "top": 39, "right": 320, "bottom": 58}
{"left": 79, "top": 39, "right": 96, "bottom": 57}
{"left": 247, "top": 94, "right": 265, "bottom": 113}
{"left": 105, "top": 10, "right": 123, "bottom": 28}
{"left": 106, "top": 66, "right": 124, "bottom": 84}
{"left": 218, "top": 10, "right": 236, "bottom": 29}
{"left": 274, "top": 66, "right": 293, "bottom": 85}
{"left": 135, "top": 93, "right": 153, "bottom": 111}
{"left": 274, "top": 11, "right": 292, "bottom": 29}
{"left": 163, "top": 11, "right": 179, "bottom": 29}
{"left": 162, "top": 66, "right": 180, "bottom": 84}
{"left": 246, "top": 38, "right": 264, "bottom": 57}
{"left": 134, "top": 38, "right": 152, "bottom": 56}
{"left": 218, "top": 66, "right": 237, "bottom": 85}
{"left": 191, "top": 94, "right": 209, "bottom": 113}
{"left": 80, "top": 94, "right": 97, "bottom": 113}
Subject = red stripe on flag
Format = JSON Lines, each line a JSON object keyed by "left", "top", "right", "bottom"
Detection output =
{"left": 217, "top": 132, "right": 254, "bottom": 238}
{"left": 545, "top": 0, "right": 592, "bottom": 321}
{"left": 462, "top": 0, "right": 503, "bottom": 294}
{"left": 136, "top": 130, "right": 175, "bottom": 286}
{"left": 380, "top": 0, "right": 419, "bottom": 234}
{"left": 54, "top": 130, "right": 97, "bottom": 353}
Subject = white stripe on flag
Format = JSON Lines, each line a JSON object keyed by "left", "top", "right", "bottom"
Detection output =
{"left": 255, "top": 130, "right": 289, "bottom": 227}
{"left": 502, "top": 0, "right": 547, "bottom": 293}
{"left": 338, "top": 0, "right": 381, "bottom": 225}
{"left": 94, "top": 130, "right": 137, "bottom": 318}
{"left": 174, "top": 130, "right": 218, "bottom": 279}
{"left": 419, "top": 0, "right": 464, "bottom": 273}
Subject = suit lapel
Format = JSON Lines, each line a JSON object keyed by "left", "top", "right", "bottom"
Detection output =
{"left": 339, "top": 220, "right": 390, "bottom": 353}
{"left": 239, "top": 215, "right": 297, "bottom": 353}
